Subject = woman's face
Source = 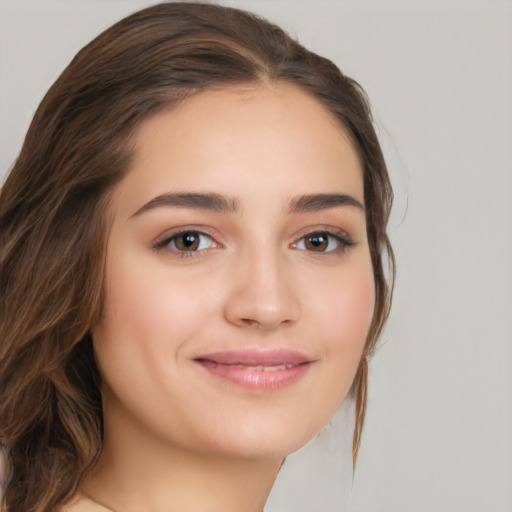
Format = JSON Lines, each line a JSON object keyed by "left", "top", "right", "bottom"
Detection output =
{"left": 93, "top": 85, "right": 374, "bottom": 460}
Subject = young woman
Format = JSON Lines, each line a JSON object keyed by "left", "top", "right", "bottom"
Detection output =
{"left": 0, "top": 3, "right": 394, "bottom": 511}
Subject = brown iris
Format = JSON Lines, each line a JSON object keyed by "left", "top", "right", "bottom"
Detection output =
{"left": 174, "top": 232, "right": 200, "bottom": 251}
{"left": 304, "top": 233, "right": 328, "bottom": 251}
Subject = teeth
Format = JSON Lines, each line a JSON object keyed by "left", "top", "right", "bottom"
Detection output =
{"left": 233, "top": 364, "right": 294, "bottom": 371}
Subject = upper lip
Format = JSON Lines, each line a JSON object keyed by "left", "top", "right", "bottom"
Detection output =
{"left": 194, "top": 348, "right": 313, "bottom": 366}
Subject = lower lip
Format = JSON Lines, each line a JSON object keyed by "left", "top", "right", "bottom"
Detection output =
{"left": 195, "top": 360, "right": 311, "bottom": 390}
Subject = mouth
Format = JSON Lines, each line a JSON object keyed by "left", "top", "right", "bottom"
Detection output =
{"left": 194, "top": 348, "right": 314, "bottom": 391}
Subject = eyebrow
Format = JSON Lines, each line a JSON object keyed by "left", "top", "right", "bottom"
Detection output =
{"left": 288, "top": 193, "right": 364, "bottom": 213}
{"left": 131, "top": 192, "right": 239, "bottom": 217}
{"left": 131, "top": 191, "right": 364, "bottom": 218}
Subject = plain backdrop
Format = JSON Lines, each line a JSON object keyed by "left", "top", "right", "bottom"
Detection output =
{"left": 1, "top": 1, "right": 511, "bottom": 511}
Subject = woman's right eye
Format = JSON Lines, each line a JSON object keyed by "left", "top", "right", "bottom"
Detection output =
{"left": 155, "top": 230, "right": 217, "bottom": 255}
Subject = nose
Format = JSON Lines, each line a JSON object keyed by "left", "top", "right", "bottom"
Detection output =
{"left": 223, "top": 247, "right": 301, "bottom": 331}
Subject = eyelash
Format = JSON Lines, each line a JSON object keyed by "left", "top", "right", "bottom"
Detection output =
{"left": 153, "top": 228, "right": 219, "bottom": 258}
{"left": 153, "top": 226, "right": 355, "bottom": 258}
{"left": 291, "top": 229, "right": 355, "bottom": 254}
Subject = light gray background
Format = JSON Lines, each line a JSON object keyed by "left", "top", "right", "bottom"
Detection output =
{"left": 1, "top": 1, "right": 511, "bottom": 511}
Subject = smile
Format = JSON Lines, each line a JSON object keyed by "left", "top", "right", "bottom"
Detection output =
{"left": 194, "top": 349, "right": 314, "bottom": 391}
{"left": 231, "top": 364, "right": 295, "bottom": 370}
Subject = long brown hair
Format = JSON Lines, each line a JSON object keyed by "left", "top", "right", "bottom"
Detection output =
{"left": 0, "top": 3, "right": 394, "bottom": 510}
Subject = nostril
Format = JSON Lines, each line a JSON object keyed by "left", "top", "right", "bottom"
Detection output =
{"left": 238, "top": 316, "right": 292, "bottom": 331}
{"left": 223, "top": 280, "right": 301, "bottom": 330}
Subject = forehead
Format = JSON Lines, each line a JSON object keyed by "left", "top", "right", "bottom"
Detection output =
{"left": 114, "top": 84, "right": 363, "bottom": 215}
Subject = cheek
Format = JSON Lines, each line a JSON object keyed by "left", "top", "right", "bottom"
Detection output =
{"left": 291, "top": 265, "right": 374, "bottom": 438}
{"left": 100, "top": 253, "right": 217, "bottom": 351}
{"left": 312, "top": 264, "right": 375, "bottom": 366}
{"left": 92, "top": 254, "right": 222, "bottom": 418}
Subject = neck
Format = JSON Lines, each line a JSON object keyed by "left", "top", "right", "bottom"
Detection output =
{"left": 81, "top": 409, "right": 282, "bottom": 512}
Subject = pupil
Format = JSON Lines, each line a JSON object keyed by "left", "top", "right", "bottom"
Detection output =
{"left": 183, "top": 233, "right": 196, "bottom": 246}
{"left": 179, "top": 232, "right": 199, "bottom": 250}
{"left": 307, "top": 234, "right": 327, "bottom": 251}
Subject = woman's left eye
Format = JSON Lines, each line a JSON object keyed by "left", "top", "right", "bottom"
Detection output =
{"left": 292, "top": 231, "right": 353, "bottom": 253}
{"left": 155, "top": 230, "right": 216, "bottom": 253}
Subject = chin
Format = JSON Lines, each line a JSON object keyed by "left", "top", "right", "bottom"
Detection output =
{"left": 195, "top": 409, "right": 334, "bottom": 461}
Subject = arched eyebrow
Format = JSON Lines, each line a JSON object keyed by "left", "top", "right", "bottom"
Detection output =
{"left": 131, "top": 192, "right": 239, "bottom": 217}
{"left": 130, "top": 191, "right": 364, "bottom": 219}
{"left": 288, "top": 193, "right": 364, "bottom": 213}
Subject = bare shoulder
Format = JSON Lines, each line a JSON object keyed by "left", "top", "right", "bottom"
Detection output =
{"left": 62, "top": 495, "right": 112, "bottom": 512}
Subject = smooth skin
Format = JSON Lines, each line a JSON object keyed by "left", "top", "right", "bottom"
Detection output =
{"left": 70, "top": 84, "right": 375, "bottom": 512}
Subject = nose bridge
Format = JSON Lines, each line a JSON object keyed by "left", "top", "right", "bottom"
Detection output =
{"left": 224, "top": 238, "right": 301, "bottom": 330}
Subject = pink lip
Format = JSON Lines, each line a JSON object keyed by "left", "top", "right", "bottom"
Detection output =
{"left": 194, "top": 349, "right": 314, "bottom": 391}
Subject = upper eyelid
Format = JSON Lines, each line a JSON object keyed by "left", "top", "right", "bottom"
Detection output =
{"left": 291, "top": 225, "right": 353, "bottom": 241}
